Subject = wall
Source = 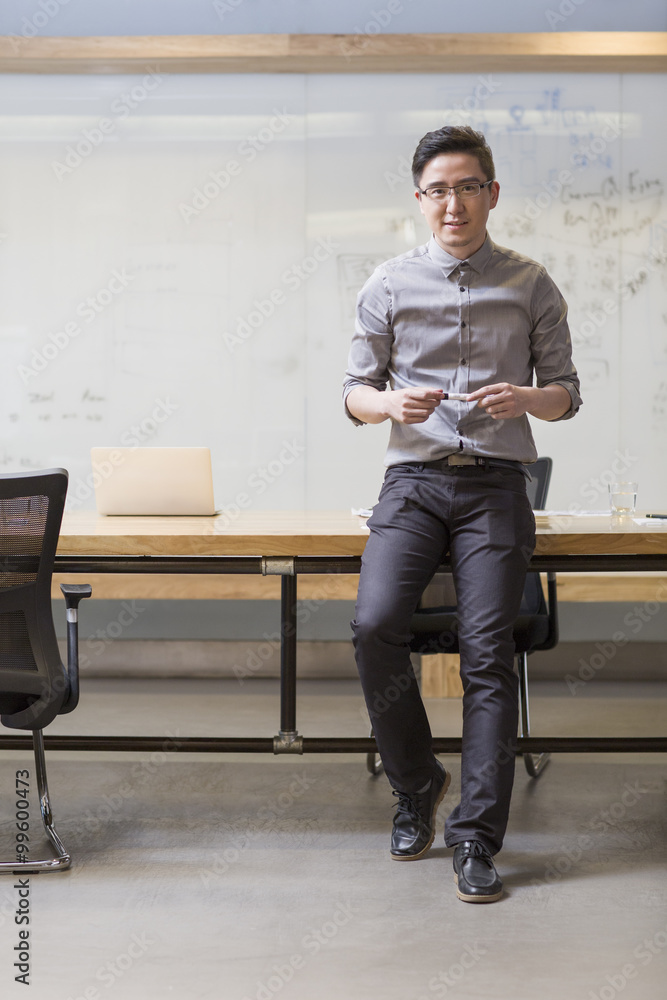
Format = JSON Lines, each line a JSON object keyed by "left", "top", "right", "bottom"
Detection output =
{"left": 1, "top": 0, "right": 666, "bottom": 38}
{"left": 3, "top": 4, "right": 666, "bottom": 668}
{"left": 4, "top": 72, "right": 667, "bottom": 512}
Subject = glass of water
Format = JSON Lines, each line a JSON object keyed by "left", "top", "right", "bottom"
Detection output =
{"left": 609, "top": 481, "right": 638, "bottom": 515}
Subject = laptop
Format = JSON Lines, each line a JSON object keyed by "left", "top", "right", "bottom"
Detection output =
{"left": 91, "top": 447, "right": 216, "bottom": 516}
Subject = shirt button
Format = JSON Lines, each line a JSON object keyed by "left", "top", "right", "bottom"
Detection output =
{"left": 460, "top": 358, "right": 467, "bottom": 366}
{"left": 461, "top": 321, "right": 466, "bottom": 328}
{"left": 459, "top": 286, "right": 465, "bottom": 291}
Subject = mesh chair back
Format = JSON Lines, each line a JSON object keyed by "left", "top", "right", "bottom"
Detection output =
{"left": 0, "top": 470, "right": 69, "bottom": 729}
{"left": 525, "top": 457, "right": 552, "bottom": 511}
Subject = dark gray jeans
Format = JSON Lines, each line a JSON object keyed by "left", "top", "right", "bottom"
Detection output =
{"left": 351, "top": 462, "right": 536, "bottom": 855}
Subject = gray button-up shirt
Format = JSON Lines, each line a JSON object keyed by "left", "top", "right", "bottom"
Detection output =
{"left": 343, "top": 234, "right": 581, "bottom": 466}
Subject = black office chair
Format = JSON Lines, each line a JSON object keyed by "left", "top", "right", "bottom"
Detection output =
{"left": 367, "top": 457, "right": 557, "bottom": 779}
{"left": 0, "top": 469, "right": 91, "bottom": 872}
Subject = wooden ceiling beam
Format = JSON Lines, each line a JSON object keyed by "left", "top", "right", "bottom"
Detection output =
{"left": 0, "top": 33, "right": 665, "bottom": 74}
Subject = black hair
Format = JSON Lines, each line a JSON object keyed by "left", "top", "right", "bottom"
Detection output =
{"left": 411, "top": 125, "right": 495, "bottom": 187}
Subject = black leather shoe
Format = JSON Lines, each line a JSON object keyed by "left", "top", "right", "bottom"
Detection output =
{"left": 390, "top": 761, "right": 451, "bottom": 861}
{"left": 452, "top": 840, "right": 503, "bottom": 902}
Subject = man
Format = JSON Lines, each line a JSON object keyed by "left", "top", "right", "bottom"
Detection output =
{"left": 343, "top": 125, "right": 581, "bottom": 903}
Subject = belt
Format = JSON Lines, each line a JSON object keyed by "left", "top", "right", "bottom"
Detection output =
{"left": 423, "top": 455, "right": 527, "bottom": 474}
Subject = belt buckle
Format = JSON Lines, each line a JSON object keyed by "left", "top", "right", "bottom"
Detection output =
{"left": 447, "top": 455, "right": 478, "bottom": 467}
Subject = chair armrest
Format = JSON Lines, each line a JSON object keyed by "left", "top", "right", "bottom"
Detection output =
{"left": 60, "top": 583, "right": 93, "bottom": 609}
{"left": 59, "top": 583, "right": 92, "bottom": 714}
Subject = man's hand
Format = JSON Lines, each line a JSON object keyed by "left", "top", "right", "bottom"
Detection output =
{"left": 383, "top": 388, "right": 443, "bottom": 424}
{"left": 467, "top": 383, "right": 530, "bottom": 420}
{"left": 345, "top": 386, "right": 443, "bottom": 425}
{"left": 467, "top": 382, "right": 571, "bottom": 421}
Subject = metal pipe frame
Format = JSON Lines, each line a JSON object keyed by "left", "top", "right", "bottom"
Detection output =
{"left": 46, "top": 550, "right": 667, "bottom": 757}
{"left": 53, "top": 553, "right": 667, "bottom": 574}
{"left": 0, "top": 736, "right": 665, "bottom": 753}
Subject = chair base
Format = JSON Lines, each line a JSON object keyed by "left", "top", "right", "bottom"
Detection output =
{"left": 366, "top": 728, "right": 384, "bottom": 776}
{"left": 0, "top": 730, "right": 71, "bottom": 873}
{"left": 522, "top": 749, "right": 551, "bottom": 778}
{"left": 517, "top": 652, "right": 551, "bottom": 780}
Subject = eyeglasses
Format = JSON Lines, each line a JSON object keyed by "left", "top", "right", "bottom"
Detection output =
{"left": 418, "top": 180, "right": 494, "bottom": 203}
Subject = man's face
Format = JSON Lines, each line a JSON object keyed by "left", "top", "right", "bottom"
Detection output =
{"left": 415, "top": 152, "right": 499, "bottom": 259}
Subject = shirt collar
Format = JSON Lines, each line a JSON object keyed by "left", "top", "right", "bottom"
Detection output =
{"left": 427, "top": 233, "right": 495, "bottom": 276}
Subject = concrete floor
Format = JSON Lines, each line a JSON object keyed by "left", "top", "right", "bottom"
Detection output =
{"left": 0, "top": 678, "right": 666, "bottom": 1000}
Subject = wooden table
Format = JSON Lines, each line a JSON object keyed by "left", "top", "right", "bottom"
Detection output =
{"left": 53, "top": 509, "right": 667, "bottom": 559}
{"left": 3, "top": 511, "right": 665, "bottom": 756}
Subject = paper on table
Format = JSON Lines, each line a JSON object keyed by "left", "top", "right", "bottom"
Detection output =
{"left": 632, "top": 518, "right": 667, "bottom": 525}
{"left": 532, "top": 510, "right": 612, "bottom": 516}
{"left": 357, "top": 507, "right": 617, "bottom": 518}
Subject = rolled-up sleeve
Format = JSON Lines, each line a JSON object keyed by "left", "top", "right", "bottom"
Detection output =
{"left": 530, "top": 268, "right": 582, "bottom": 421}
{"left": 343, "top": 268, "right": 394, "bottom": 426}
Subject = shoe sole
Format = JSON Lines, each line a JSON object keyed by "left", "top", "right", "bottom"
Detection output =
{"left": 390, "top": 770, "right": 451, "bottom": 861}
{"left": 454, "top": 873, "right": 503, "bottom": 903}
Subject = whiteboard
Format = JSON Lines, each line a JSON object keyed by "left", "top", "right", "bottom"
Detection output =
{"left": 0, "top": 72, "right": 665, "bottom": 512}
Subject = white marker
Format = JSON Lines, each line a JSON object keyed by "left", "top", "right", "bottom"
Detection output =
{"left": 441, "top": 392, "right": 471, "bottom": 401}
